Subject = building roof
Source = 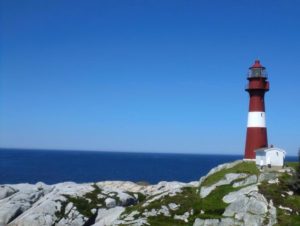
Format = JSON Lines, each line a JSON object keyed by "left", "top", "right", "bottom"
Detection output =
{"left": 250, "top": 60, "right": 266, "bottom": 69}
{"left": 255, "top": 147, "right": 286, "bottom": 155}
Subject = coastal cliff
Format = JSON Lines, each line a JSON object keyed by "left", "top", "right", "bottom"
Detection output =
{"left": 0, "top": 160, "right": 299, "bottom": 226}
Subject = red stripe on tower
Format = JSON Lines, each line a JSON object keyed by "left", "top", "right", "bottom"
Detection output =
{"left": 244, "top": 60, "right": 270, "bottom": 160}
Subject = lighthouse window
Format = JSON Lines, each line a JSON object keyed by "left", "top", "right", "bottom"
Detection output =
{"left": 252, "top": 68, "right": 261, "bottom": 77}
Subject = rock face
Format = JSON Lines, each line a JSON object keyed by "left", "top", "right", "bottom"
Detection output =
{"left": 0, "top": 185, "right": 17, "bottom": 200}
{"left": 1, "top": 160, "right": 294, "bottom": 226}
{"left": 198, "top": 160, "right": 243, "bottom": 186}
{"left": 222, "top": 184, "right": 258, "bottom": 203}
{"left": 0, "top": 180, "right": 197, "bottom": 226}
{"left": 200, "top": 173, "right": 248, "bottom": 198}
{"left": 232, "top": 175, "right": 257, "bottom": 188}
{"left": 193, "top": 161, "right": 284, "bottom": 226}
{"left": 0, "top": 183, "right": 53, "bottom": 226}
{"left": 223, "top": 190, "right": 270, "bottom": 225}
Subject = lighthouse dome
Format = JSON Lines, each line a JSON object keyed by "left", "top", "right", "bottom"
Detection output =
{"left": 248, "top": 60, "right": 268, "bottom": 78}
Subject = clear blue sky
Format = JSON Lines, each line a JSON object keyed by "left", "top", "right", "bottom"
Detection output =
{"left": 1, "top": 0, "right": 299, "bottom": 155}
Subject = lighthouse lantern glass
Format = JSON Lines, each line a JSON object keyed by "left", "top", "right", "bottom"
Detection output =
{"left": 248, "top": 68, "right": 267, "bottom": 78}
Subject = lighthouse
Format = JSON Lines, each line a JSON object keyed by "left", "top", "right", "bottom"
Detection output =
{"left": 244, "top": 60, "right": 270, "bottom": 160}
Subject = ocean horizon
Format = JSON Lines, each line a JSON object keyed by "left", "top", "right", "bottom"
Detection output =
{"left": 0, "top": 148, "right": 298, "bottom": 185}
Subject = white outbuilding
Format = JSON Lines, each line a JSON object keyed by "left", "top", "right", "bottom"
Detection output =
{"left": 255, "top": 147, "right": 286, "bottom": 167}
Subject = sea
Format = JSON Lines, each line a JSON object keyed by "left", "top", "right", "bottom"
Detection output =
{"left": 0, "top": 148, "right": 298, "bottom": 185}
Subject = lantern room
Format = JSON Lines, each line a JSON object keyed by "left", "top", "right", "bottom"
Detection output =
{"left": 248, "top": 60, "right": 268, "bottom": 79}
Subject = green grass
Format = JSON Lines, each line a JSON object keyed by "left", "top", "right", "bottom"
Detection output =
{"left": 121, "top": 162, "right": 259, "bottom": 225}
{"left": 259, "top": 171, "right": 300, "bottom": 226}
{"left": 201, "top": 161, "right": 259, "bottom": 187}
{"left": 286, "top": 162, "right": 299, "bottom": 171}
{"left": 276, "top": 209, "right": 300, "bottom": 226}
{"left": 148, "top": 215, "right": 188, "bottom": 226}
{"left": 126, "top": 191, "right": 147, "bottom": 203}
{"left": 122, "top": 187, "right": 203, "bottom": 225}
{"left": 66, "top": 195, "right": 94, "bottom": 217}
{"left": 122, "top": 183, "right": 241, "bottom": 225}
{"left": 55, "top": 184, "right": 143, "bottom": 223}
{"left": 54, "top": 199, "right": 69, "bottom": 223}
{"left": 198, "top": 185, "right": 240, "bottom": 218}
{"left": 122, "top": 187, "right": 197, "bottom": 221}
{"left": 54, "top": 184, "right": 105, "bottom": 221}
{"left": 54, "top": 161, "right": 300, "bottom": 225}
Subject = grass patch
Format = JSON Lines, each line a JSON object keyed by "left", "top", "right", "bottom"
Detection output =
{"left": 122, "top": 184, "right": 239, "bottom": 224}
{"left": 148, "top": 215, "right": 188, "bottom": 226}
{"left": 54, "top": 199, "right": 69, "bottom": 223}
{"left": 259, "top": 172, "right": 300, "bottom": 226}
{"left": 66, "top": 195, "right": 93, "bottom": 217}
{"left": 127, "top": 191, "right": 147, "bottom": 203}
{"left": 201, "top": 161, "right": 259, "bottom": 187}
{"left": 275, "top": 209, "right": 300, "bottom": 226}
{"left": 286, "top": 162, "right": 299, "bottom": 171}
{"left": 198, "top": 184, "right": 239, "bottom": 218}
{"left": 121, "top": 162, "right": 259, "bottom": 224}
{"left": 55, "top": 184, "right": 142, "bottom": 223}
{"left": 54, "top": 184, "right": 105, "bottom": 221}
{"left": 122, "top": 187, "right": 198, "bottom": 221}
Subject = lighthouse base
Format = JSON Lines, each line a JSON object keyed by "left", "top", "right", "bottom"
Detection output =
{"left": 243, "top": 158, "right": 256, "bottom": 162}
{"left": 244, "top": 127, "right": 268, "bottom": 159}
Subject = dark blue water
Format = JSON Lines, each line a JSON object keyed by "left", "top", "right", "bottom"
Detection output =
{"left": 0, "top": 148, "right": 298, "bottom": 185}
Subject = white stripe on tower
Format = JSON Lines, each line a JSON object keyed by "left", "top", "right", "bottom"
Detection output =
{"left": 247, "top": 112, "right": 266, "bottom": 128}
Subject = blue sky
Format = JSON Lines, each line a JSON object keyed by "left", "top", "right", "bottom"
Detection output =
{"left": 1, "top": 0, "right": 299, "bottom": 155}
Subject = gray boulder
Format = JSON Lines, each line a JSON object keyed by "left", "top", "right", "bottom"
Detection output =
{"left": 168, "top": 203, "right": 180, "bottom": 211}
{"left": 247, "top": 193, "right": 268, "bottom": 215}
{"left": 199, "top": 160, "right": 243, "bottom": 186}
{"left": 258, "top": 172, "right": 277, "bottom": 183}
{"left": 105, "top": 198, "right": 116, "bottom": 208}
{"left": 222, "top": 185, "right": 258, "bottom": 203}
{"left": 193, "top": 218, "right": 220, "bottom": 226}
{"left": 0, "top": 183, "right": 52, "bottom": 225}
{"left": 233, "top": 175, "right": 257, "bottom": 188}
{"left": 117, "top": 192, "right": 136, "bottom": 206}
{"left": 158, "top": 205, "right": 171, "bottom": 217}
{"left": 0, "top": 185, "right": 17, "bottom": 200}
{"left": 92, "top": 207, "right": 125, "bottom": 226}
{"left": 193, "top": 218, "right": 243, "bottom": 226}
{"left": 268, "top": 200, "right": 277, "bottom": 225}
{"left": 174, "top": 211, "right": 189, "bottom": 222}
{"left": 223, "top": 196, "right": 250, "bottom": 217}
{"left": 219, "top": 218, "right": 242, "bottom": 226}
{"left": 200, "top": 173, "right": 248, "bottom": 198}
{"left": 7, "top": 182, "right": 93, "bottom": 226}
{"left": 223, "top": 190, "right": 271, "bottom": 226}
{"left": 57, "top": 206, "right": 87, "bottom": 226}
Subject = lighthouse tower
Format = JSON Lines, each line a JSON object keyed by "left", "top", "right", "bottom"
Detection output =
{"left": 244, "top": 60, "right": 270, "bottom": 160}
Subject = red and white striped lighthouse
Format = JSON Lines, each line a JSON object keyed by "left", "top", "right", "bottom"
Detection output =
{"left": 244, "top": 60, "right": 270, "bottom": 160}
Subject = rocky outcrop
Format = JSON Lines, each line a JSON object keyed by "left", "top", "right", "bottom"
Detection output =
{"left": 222, "top": 184, "right": 258, "bottom": 203}
{"left": 0, "top": 180, "right": 197, "bottom": 226}
{"left": 93, "top": 207, "right": 125, "bottom": 226}
{"left": 198, "top": 160, "right": 243, "bottom": 186}
{"left": 233, "top": 175, "right": 257, "bottom": 188}
{"left": 193, "top": 161, "right": 288, "bottom": 226}
{"left": 194, "top": 218, "right": 239, "bottom": 226}
{"left": 0, "top": 185, "right": 17, "bottom": 200}
{"left": 222, "top": 190, "right": 274, "bottom": 226}
{"left": 0, "top": 161, "right": 296, "bottom": 226}
{"left": 200, "top": 173, "right": 248, "bottom": 198}
{"left": 0, "top": 182, "right": 53, "bottom": 226}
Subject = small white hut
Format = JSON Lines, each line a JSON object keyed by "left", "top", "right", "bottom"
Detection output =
{"left": 255, "top": 147, "right": 286, "bottom": 167}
